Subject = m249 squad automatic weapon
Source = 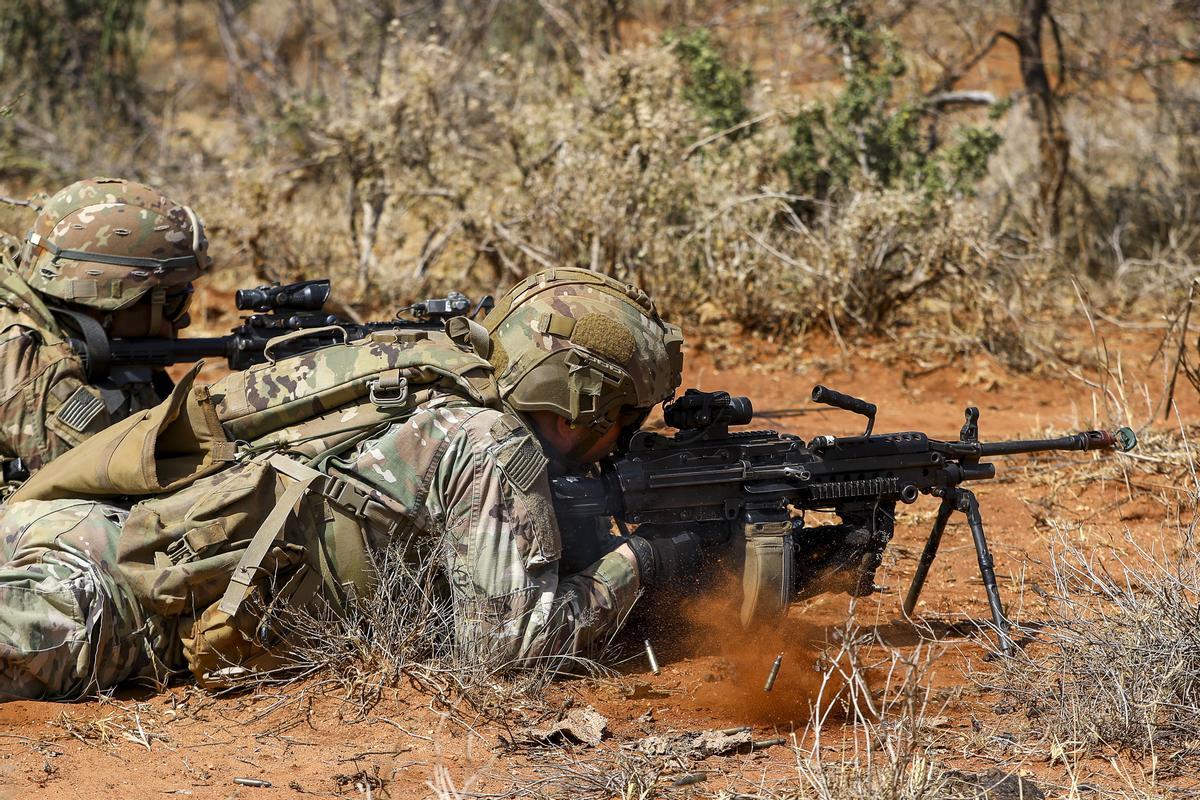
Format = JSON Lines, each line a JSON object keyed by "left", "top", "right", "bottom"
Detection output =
{"left": 551, "top": 386, "right": 1137, "bottom": 654}
{"left": 67, "top": 278, "right": 494, "bottom": 379}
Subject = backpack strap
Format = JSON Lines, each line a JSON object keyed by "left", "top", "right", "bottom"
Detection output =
{"left": 217, "top": 453, "right": 325, "bottom": 617}
{"left": 216, "top": 451, "right": 389, "bottom": 619}
{"left": 0, "top": 262, "right": 66, "bottom": 342}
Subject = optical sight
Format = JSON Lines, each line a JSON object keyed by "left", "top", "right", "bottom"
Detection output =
{"left": 235, "top": 279, "right": 332, "bottom": 313}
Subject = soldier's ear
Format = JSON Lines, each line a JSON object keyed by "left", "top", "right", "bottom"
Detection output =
{"left": 524, "top": 411, "right": 582, "bottom": 460}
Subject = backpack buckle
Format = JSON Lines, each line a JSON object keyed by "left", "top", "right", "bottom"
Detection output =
{"left": 369, "top": 372, "right": 409, "bottom": 408}
{"left": 325, "top": 477, "right": 371, "bottom": 517}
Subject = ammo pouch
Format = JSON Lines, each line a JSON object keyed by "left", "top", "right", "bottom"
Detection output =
{"left": 117, "top": 451, "right": 385, "bottom": 686}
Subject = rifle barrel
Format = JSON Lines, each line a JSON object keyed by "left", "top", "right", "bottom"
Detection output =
{"left": 108, "top": 336, "right": 233, "bottom": 367}
{"left": 977, "top": 430, "right": 1119, "bottom": 457}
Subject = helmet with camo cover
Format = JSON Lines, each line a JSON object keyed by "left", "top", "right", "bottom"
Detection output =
{"left": 484, "top": 268, "right": 684, "bottom": 433}
{"left": 20, "top": 177, "right": 210, "bottom": 329}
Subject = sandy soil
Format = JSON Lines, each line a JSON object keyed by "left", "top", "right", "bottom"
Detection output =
{"left": 1, "top": 319, "right": 1195, "bottom": 799}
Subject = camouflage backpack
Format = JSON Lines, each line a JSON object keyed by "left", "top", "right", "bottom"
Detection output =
{"left": 13, "top": 324, "right": 498, "bottom": 682}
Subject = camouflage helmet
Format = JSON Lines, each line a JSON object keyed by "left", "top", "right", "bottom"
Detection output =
{"left": 20, "top": 177, "right": 210, "bottom": 317}
{"left": 484, "top": 268, "right": 684, "bottom": 433}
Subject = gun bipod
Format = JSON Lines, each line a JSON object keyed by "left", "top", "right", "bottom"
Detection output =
{"left": 902, "top": 486, "right": 1014, "bottom": 655}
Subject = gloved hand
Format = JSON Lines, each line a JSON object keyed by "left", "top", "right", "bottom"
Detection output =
{"left": 626, "top": 531, "right": 703, "bottom": 588}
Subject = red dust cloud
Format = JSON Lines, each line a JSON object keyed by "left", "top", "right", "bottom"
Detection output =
{"left": 678, "top": 578, "right": 854, "bottom": 728}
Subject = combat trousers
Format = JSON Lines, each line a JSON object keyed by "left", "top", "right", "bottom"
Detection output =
{"left": 0, "top": 499, "right": 171, "bottom": 700}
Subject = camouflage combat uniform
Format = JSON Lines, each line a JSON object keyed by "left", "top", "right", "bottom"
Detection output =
{"left": 0, "top": 391, "right": 640, "bottom": 699}
{"left": 0, "top": 259, "right": 164, "bottom": 479}
{"left": 0, "top": 267, "right": 682, "bottom": 701}
{"left": 0, "top": 499, "right": 172, "bottom": 699}
{"left": 0, "top": 177, "right": 210, "bottom": 486}
{"left": 328, "top": 396, "right": 639, "bottom": 666}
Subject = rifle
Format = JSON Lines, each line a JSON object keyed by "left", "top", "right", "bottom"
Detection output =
{"left": 66, "top": 278, "right": 494, "bottom": 378}
{"left": 551, "top": 386, "right": 1137, "bottom": 654}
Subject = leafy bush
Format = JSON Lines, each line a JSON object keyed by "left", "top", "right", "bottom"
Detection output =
{"left": 0, "top": 0, "right": 148, "bottom": 175}
{"left": 781, "top": 0, "right": 1001, "bottom": 202}
{"left": 200, "top": 24, "right": 1027, "bottom": 357}
{"left": 2, "top": 0, "right": 1193, "bottom": 369}
{"left": 665, "top": 29, "right": 753, "bottom": 134}
{"left": 0, "top": 0, "right": 146, "bottom": 109}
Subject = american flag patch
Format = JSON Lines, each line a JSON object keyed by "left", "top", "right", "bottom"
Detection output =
{"left": 497, "top": 434, "right": 548, "bottom": 492}
{"left": 56, "top": 387, "right": 105, "bottom": 433}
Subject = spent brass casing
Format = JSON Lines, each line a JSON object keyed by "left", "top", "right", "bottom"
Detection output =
{"left": 233, "top": 778, "right": 272, "bottom": 788}
{"left": 752, "top": 737, "right": 787, "bottom": 750}
{"left": 644, "top": 639, "right": 661, "bottom": 675}
{"left": 763, "top": 652, "right": 784, "bottom": 692}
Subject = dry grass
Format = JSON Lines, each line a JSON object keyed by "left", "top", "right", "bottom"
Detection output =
{"left": 989, "top": 520, "right": 1200, "bottom": 771}
{"left": 1, "top": 1, "right": 1196, "bottom": 370}
{"left": 215, "top": 537, "right": 605, "bottom": 725}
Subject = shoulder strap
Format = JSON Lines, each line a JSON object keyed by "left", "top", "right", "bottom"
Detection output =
{"left": 0, "top": 261, "right": 65, "bottom": 343}
{"left": 53, "top": 308, "right": 110, "bottom": 381}
{"left": 217, "top": 454, "right": 325, "bottom": 617}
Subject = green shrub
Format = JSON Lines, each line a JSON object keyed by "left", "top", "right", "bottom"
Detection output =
{"left": 781, "top": 0, "right": 1000, "bottom": 202}
{"left": 0, "top": 0, "right": 147, "bottom": 114}
{"left": 665, "top": 29, "right": 753, "bottom": 134}
{"left": 0, "top": 0, "right": 149, "bottom": 178}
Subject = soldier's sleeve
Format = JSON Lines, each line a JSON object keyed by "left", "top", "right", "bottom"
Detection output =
{"left": 427, "top": 411, "right": 643, "bottom": 669}
{"left": 0, "top": 324, "right": 111, "bottom": 472}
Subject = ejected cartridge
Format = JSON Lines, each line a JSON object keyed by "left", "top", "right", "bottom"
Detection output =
{"left": 644, "top": 639, "right": 661, "bottom": 675}
{"left": 763, "top": 652, "right": 784, "bottom": 692}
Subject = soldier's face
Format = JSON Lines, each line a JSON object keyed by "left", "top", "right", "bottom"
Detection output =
{"left": 528, "top": 412, "right": 625, "bottom": 466}
{"left": 568, "top": 421, "right": 624, "bottom": 464}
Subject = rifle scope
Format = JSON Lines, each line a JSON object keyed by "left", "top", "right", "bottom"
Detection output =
{"left": 235, "top": 279, "right": 331, "bottom": 313}
{"left": 663, "top": 388, "right": 753, "bottom": 430}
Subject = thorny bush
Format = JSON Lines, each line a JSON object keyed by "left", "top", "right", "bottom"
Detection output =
{"left": 1, "top": 0, "right": 1198, "bottom": 366}
{"left": 992, "top": 520, "right": 1200, "bottom": 763}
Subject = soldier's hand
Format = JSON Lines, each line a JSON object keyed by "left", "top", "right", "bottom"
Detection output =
{"left": 626, "top": 532, "right": 703, "bottom": 587}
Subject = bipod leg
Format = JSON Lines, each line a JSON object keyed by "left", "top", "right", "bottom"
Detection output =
{"left": 958, "top": 489, "right": 1014, "bottom": 655}
{"left": 902, "top": 495, "right": 955, "bottom": 618}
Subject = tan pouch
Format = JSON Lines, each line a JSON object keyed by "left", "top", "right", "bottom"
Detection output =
{"left": 11, "top": 362, "right": 231, "bottom": 502}
{"left": 182, "top": 587, "right": 292, "bottom": 689}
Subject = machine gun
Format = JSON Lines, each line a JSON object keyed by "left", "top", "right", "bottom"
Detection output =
{"left": 67, "top": 278, "right": 494, "bottom": 378}
{"left": 551, "top": 386, "right": 1137, "bottom": 654}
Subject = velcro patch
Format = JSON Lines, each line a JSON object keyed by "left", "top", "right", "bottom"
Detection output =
{"left": 55, "top": 386, "right": 105, "bottom": 433}
{"left": 496, "top": 433, "right": 549, "bottom": 493}
{"left": 488, "top": 412, "right": 524, "bottom": 441}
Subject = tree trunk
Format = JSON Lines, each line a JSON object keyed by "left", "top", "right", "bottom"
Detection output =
{"left": 1015, "top": 0, "right": 1069, "bottom": 238}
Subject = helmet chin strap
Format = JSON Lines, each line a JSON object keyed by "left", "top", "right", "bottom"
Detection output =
{"left": 183, "top": 206, "right": 202, "bottom": 254}
{"left": 147, "top": 287, "right": 166, "bottom": 339}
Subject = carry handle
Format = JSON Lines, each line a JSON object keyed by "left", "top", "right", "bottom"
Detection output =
{"left": 811, "top": 384, "right": 877, "bottom": 437}
{"left": 262, "top": 325, "right": 349, "bottom": 364}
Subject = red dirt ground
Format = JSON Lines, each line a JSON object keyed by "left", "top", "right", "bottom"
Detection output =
{"left": 1, "top": 319, "right": 1195, "bottom": 799}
